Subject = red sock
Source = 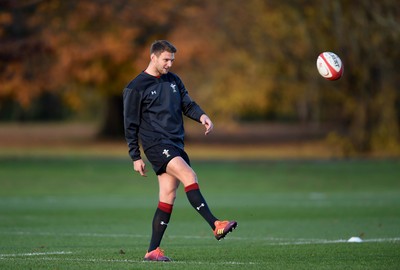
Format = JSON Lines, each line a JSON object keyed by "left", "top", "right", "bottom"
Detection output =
{"left": 184, "top": 183, "right": 199, "bottom": 192}
{"left": 158, "top": 201, "right": 173, "bottom": 213}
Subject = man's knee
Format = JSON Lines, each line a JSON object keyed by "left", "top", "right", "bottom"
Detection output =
{"left": 160, "top": 189, "right": 177, "bottom": 204}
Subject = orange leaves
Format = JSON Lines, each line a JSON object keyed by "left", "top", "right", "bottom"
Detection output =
{"left": 0, "top": 63, "right": 41, "bottom": 108}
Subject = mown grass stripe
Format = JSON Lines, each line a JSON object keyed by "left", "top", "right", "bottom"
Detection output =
{"left": 1, "top": 231, "right": 399, "bottom": 245}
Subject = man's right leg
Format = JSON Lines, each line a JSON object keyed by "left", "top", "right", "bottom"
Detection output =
{"left": 147, "top": 201, "right": 173, "bottom": 252}
{"left": 144, "top": 173, "right": 179, "bottom": 261}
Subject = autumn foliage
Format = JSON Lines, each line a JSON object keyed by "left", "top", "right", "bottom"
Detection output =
{"left": 0, "top": 0, "right": 399, "bottom": 154}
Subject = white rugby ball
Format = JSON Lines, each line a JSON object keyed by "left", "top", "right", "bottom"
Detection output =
{"left": 316, "top": 52, "right": 343, "bottom": 81}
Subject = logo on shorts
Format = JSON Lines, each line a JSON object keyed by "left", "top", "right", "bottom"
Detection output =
{"left": 162, "top": 149, "right": 170, "bottom": 158}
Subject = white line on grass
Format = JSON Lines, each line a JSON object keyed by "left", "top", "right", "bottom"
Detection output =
{"left": 2, "top": 231, "right": 148, "bottom": 238}
{"left": 0, "top": 251, "right": 72, "bottom": 258}
{"left": 252, "top": 237, "right": 400, "bottom": 245}
{"left": 268, "top": 237, "right": 400, "bottom": 245}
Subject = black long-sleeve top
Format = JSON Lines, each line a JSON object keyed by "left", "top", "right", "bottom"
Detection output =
{"left": 123, "top": 71, "right": 205, "bottom": 161}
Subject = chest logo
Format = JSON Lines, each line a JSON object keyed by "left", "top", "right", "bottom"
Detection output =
{"left": 170, "top": 83, "right": 177, "bottom": 93}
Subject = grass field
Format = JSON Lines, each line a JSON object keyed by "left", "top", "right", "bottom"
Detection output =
{"left": 1, "top": 157, "right": 399, "bottom": 269}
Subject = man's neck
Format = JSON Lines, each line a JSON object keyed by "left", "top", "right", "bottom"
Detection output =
{"left": 144, "top": 66, "right": 161, "bottom": 77}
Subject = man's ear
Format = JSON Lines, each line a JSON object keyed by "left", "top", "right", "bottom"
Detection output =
{"left": 150, "top": 53, "right": 156, "bottom": 62}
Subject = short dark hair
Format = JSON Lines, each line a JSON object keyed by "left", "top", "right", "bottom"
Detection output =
{"left": 150, "top": 40, "right": 177, "bottom": 56}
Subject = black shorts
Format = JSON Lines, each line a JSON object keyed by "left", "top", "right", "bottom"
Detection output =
{"left": 144, "top": 144, "right": 191, "bottom": 175}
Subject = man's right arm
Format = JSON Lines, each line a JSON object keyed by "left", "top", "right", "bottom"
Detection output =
{"left": 133, "top": 159, "right": 147, "bottom": 177}
{"left": 123, "top": 87, "right": 142, "bottom": 161}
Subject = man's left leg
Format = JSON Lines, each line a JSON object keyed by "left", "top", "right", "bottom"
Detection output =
{"left": 166, "top": 157, "right": 237, "bottom": 240}
{"left": 184, "top": 182, "right": 218, "bottom": 229}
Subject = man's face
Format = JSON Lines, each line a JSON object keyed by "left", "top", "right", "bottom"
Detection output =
{"left": 152, "top": 51, "right": 175, "bottom": 76}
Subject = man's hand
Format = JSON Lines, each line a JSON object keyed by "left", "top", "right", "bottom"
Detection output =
{"left": 133, "top": 159, "right": 147, "bottom": 177}
{"left": 200, "top": 114, "right": 214, "bottom": 135}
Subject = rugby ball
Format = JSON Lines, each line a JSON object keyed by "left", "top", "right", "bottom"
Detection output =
{"left": 316, "top": 52, "right": 343, "bottom": 80}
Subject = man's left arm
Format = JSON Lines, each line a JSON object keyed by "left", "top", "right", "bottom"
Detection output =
{"left": 176, "top": 75, "right": 213, "bottom": 134}
{"left": 181, "top": 90, "right": 213, "bottom": 135}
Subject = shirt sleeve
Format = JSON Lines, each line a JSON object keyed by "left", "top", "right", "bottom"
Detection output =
{"left": 176, "top": 77, "right": 206, "bottom": 122}
{"left": 123, "top": 86, "right": 142, "bottom": 161}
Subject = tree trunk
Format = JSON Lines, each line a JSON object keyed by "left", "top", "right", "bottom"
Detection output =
{"left": 98, "top": 95, "right": 125, "bottom": 139}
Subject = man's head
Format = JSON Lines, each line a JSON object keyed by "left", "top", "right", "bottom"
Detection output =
{"left": 150, "top": 40, "right": 177, "bottom": 56}
{"left": 148, "top": 40, "right": 177, "bottom": 76}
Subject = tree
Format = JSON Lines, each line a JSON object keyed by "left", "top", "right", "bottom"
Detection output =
{"left": 40, "top": 0, "right": 186, "bottom": 137}
{"left": 1, "top": 0, "right": 399, "bottom": 155}
{"left": 317, "top": 0, "right": 400, "bottom": 154}
{"left": 0, "top": 0, "right": 57, "bottom": 120}
{"left": 1, "top": 0, "right": 203, "bottom": 134}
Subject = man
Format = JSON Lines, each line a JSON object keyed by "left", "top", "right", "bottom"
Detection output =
{"left": 123, "top": 40, "right": 237, "bottom": 262}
